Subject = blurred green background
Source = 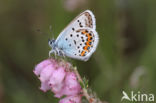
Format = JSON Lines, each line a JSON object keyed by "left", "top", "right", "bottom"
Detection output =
{"left": 0, "top": 0, "right": 156, "bottom": 103}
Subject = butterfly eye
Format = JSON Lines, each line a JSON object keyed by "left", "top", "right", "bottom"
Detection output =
{"left": 50, "top": 41, "right": 52, "bottom": 45}
{"left": 48, "top": 39, "right": 56, "bottom": 47}
{"left": 48, "top": 39, "right": 53, "bottom": 45}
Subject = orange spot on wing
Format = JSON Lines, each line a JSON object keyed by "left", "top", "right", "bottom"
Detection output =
{"left": 88, "top": 39, "right": 92, "bottom": 42}
{"left": 81, "top": 51, "right": 85, "bottom": 56}
{"left": 83, "top": 46, "right": 89, "bottom": 51}
{"left": 85, "top": 33, "right": 92, "bottom": 42}
{"left": 83, "top": 46, "right": 87, "bottom": 50}
{"left": 86, "top": 42, "right": 91, "bottom": 46}
{"left": 86, "top": 33, "right": 90, "bottom": 37}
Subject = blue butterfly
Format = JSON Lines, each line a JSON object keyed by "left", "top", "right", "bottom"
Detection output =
{"left": 48, "top": 10, "right": 99, "bottom": 61}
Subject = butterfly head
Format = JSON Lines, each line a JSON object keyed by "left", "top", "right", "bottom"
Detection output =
{"left": 48, "top": 39, "right": 56, "bottom": 49}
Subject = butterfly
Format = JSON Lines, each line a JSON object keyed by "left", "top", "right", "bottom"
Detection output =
{"left": 48, "top": 10, "right": 99, "bottom": 61}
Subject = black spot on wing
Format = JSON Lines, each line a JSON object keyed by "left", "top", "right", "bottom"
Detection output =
{"left": 72, "top": 28, "right": 75, "bottom": 31}
{"left": 74, "top": 40, "right": 76, "bottom": 45}
{"left": 70, "top": 34, "right": 73, "bottom": 37}
{"left": 79, "top": 22, "right": 83, "bottom": 28}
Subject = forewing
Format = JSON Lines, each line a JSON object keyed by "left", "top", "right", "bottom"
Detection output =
{"left": 55, "top": 10, "right": 98, "bottom": 61}
{"left": 55, "top": 10, "right": 96, "bottom": 44}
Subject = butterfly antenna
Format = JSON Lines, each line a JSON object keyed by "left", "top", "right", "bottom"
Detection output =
{"left": 49, "top": 25, "right": 54, "bottom": 39}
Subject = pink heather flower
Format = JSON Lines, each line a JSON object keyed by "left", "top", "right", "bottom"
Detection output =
{"left": 34, "top": 58, "right": 82, "bottom": 101}
{"left": 49, "top": 67, "right": 66, "bottom": 98}
{"left": 52, "top": 83, "right": 64, "bottom": 98}
{"left": 62, "top": 72, "right": 81, "bottom": 96}
{"left": 34, "top": 59, "right": 52, "bottom": 76}
{"left": 49, "top": 67, "right": 66, "bottom": 87}
{"left": 34, "top": 59, "right": 56, "bottom": 92}
{"left": 40, "top": 81, "right": 51, "bottom": 92}
{"left": 59, "top": 95, "right": 82, "bottom": 103}
{"left": 39, "top": 64, "right": 55, "bottom": 82}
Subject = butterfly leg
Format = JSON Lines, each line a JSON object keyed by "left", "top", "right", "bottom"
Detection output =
{"left": 59, "top": 51, "right": 66, "bottom": 61}
{"left": 57, "top": 50, "right": 63, "bottom": 57}
{"left": 55, "top": 48, "right": 65, "bottom": 58}
{"left": 49, "top": 50, "right": 56, "bottom": 57}
{"left": 60, "top": 51, "right": 66, "bottom": 58}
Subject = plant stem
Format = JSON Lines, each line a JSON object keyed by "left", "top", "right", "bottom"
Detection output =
{"left": 73, "top": 67, "right": 107, "bottom": 103}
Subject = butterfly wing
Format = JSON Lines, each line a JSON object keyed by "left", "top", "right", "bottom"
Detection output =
{"left": 55, "top": 10, "right": 99, "bottom": 61}
{"left": 56, "top": 10, "right": 96, "bottom": 43}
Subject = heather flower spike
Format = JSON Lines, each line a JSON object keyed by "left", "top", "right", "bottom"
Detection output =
{"left": 34, "top": 58, "right": 104, "bottom": 103}
{"left": 34, "top": 58, "right": 82, "bottom": 102}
